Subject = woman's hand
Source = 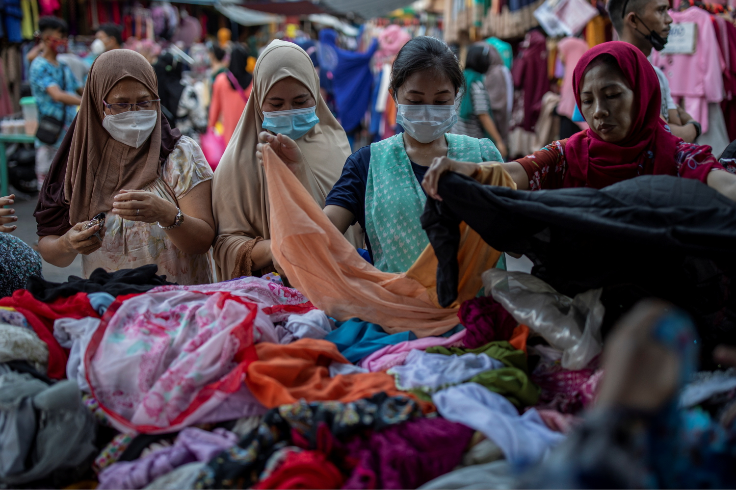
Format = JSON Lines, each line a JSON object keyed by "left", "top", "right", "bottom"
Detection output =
{"left": 61, "top": 221, "right": 106, "bottom": 255}
{"left": 112, "top": 190, "right": 179, "bottom": 225}
{"left": 256, "top": 131, "right": 303, "bottom": 175}
{"left": 422, "top": 157, "right": 481, "bottom": 201}
{"left": 0, "top": 195, "right": 18, "bottom": 233}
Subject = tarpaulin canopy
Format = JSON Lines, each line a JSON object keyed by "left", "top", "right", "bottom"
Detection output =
{"left": 317, "top": 0, "right": 418, "bottom": 20}
{"left": 214, "top": 2, "right": 285, "bottom": 25}
{"left": 243, "top": 1, "right": 327, "bottom": 15}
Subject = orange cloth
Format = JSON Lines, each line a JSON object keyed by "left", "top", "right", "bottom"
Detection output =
{"left": 208, "top": 72, "right": 249, "bottom": 145}
{"left": 509, "top": 324, "right": 530, "bottom": 354}
{"left": 263, "top": 147, "right": 514, "bottom": 337}
{"left": 246, "top": 339, "right": 433, "bottom": 412}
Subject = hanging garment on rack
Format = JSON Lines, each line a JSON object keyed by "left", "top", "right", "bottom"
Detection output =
{"left": 557, "top": 37, "right": 590, "bottom": 129}
{"left": 21, "top": 0, "right": 39, "bottom": 39}
{"left": 512, "top": 30, "right": 549, "bottom": 133}
{"left": 486, "top": 37, "right": 513, "bottom": 70}
{"left": 650, "top": 7, "right": 726, "bottom": 134}
{"left": 0, "top": 64, "right": 13, "bottom": 118}
{"left": 2, "top": 0, "right": 23, "bottom": 42}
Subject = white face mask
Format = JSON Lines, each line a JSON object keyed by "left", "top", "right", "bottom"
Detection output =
{"left": 102, "top": 110, "right": 157, "bottom": 148}
{"left": 396, "top": 104, "right": 458, "bottom": 144}
{"left": 91, "top": 38, "right": 106, "bottom": 56}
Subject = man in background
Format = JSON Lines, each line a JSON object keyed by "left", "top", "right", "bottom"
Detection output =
{"left": 607, "top": 0, "right": 701, "bottom": 142}
{"left": 91, "top": 24, "right": 123, "bottom": 55}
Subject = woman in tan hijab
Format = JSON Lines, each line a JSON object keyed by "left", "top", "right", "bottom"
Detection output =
{"left": 35, "top": 49, "right": 216, "bottom": 285}
{"left": 213, "top": 40, "right": 360, "bottom": 281}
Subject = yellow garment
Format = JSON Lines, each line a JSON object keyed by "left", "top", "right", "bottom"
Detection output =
{"left": 586, "top": 16, "right": 607, "bottom": 48}
{"left": 264, "top": 147, "right": 515, "bottom": 337}
{"left": 21, "top": 0, "right": 39, "bottom": 40}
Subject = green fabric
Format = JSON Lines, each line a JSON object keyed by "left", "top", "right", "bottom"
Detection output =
{"left": 486, "top": 37, "right": 513, "bottom": 71}
{"left": 426, "top": 341, "right": 527, "bottom": 371}
{"left": 416, "top": 341, "right": 539, "bottom": 408}
{"left": 459, "top": 69, "right": 487, "bottom": 122}
{"left": 365, "top": 133, "right": 502, "bottom": 273}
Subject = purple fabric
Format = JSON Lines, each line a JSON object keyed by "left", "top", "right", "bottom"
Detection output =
{"left": 342, "top": 417, "right": 474, "bottom": 489}
{"left": 97, "top": 428, "right": 239, "bottom": 489}
{"left": 359, "top": 330, "right": 467, "bottom": 372}
{"left": 458, "top": 296, "right": 518, "bottom": 349}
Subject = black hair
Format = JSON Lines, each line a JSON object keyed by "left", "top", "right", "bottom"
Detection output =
{"left": 390, "top": 36, "right": 464, "bottom": 98}
{"left": 210, "top": 44, "right": 226, "bottom": 62}
{"left": 465, "top": 44, "right": 491, "bottom": 74}
{"left": 607, "top": 0, "right": 649, "bottom": 34}
{"left": 97, "top": 23, "right": 123, "bottom": 46}
{"left": 38, "top": 16, "right": 68, "bottom": 36}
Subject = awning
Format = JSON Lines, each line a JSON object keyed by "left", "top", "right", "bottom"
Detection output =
{"left": 317, "top": 0, "right": 417, "bottom": 20}
{"left": 243, "top": 1, "right": 327, "bottom": 15}
{"left": 214, "top": 2, "right": 285, "bottom": 25}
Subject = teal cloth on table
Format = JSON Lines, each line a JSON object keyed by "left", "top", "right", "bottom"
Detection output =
{"left": 325, "top": 319, "right": 465, "bottom": 363}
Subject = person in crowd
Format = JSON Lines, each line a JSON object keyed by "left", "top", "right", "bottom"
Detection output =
{"left": 154, "top": 51, "right": 208, "bottom": 139}
{"left": 607, "top": 0, "right": 700, "bottom": 143}
{"left": 208, "top": 44, "right": 228, "bottom": 88}
{"left": 29, "top": 17, "right": 82, "bottom": 190}
{"left": 422, "top": 42, "right": 735, "bottom": 201}
{"left": 213, "top": 40, "right": 361, "bottom": 280}
{"left": 450, "top": 43, "right": 508, "bottom": 159}
{"left": 208, "top": 45, "right": 251, "bottom": 145}
{"left": 258, "top": 37, "right": 503, "bottom": 274}
{"left": 34, "top": 49, "right": 216, "bottom": 285}
{"left": 483, "top": 43, "right": 512, "bottom": 150}
{"left": 91, "top": 23, "right": 123, "bottom": 55}
{"left": 0, "top": 195, "right": 43, "bottom": 298}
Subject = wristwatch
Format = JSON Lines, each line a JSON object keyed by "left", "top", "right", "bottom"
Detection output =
{"left": 687, "top": 120, "right": 702, "bottom": 139}
{"left": 158, "top": 207, "right": 184, "bottom": 230}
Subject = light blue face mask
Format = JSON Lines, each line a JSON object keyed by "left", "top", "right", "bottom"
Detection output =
{"left": 261, "top": 106, "right": 319, "bottom": 140}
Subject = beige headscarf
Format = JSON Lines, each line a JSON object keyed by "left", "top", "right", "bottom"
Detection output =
{"left": 64, "top": 49, "right": 164, "bottom": 225}
{"left": 212, "top": 40, "right": 357, "bottom": 281}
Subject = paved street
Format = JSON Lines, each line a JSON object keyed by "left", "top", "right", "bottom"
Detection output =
{"left": 11, "top": 192, "right": 82, "bottom": 283}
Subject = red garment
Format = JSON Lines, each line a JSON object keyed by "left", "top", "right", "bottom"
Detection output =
{"left": 0, "top": 290, "right": 99, "bottom": 379}
{"left": 253, "top": 450, "right": 344, "bottom": 490}
{"left": 458, "top": 296, "right": 518, "bottom": 349}
{"left": 567, "top": 42, "right": 684, "bottom": 189}
{"left": 512, "top": 30, "right": 549, "bottom": 133}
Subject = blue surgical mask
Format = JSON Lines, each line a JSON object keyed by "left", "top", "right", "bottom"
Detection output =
{"left": 262, "top": 106, "right": 319, "bottom": 140}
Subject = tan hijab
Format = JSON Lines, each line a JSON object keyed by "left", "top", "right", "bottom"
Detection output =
{"left": 64, "top": 49, "right": 164, "bottom": 224}
{"left": 212, "top": 40, "right": 355, "bottom": 281}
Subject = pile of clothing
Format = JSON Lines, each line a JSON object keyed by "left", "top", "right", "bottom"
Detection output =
{"left": 0, "top": 154, "right": 735, "bottom": 489}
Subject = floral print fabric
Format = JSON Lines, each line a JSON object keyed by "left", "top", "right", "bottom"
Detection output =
{"left": 85, "top": 289, "right": 264, "bottom": 433}
{"left": 82, "top": 136, "right": 214, "bottom": 285}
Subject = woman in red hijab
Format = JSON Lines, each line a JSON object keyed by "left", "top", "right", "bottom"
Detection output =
{"left": 422, "top": 42, "right": 735, "bottom": 200}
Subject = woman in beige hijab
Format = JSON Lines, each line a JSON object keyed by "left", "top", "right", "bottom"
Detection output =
{"left": 35, "top": 49, "right": 216, "bottom": 285}
{"left": 213, "top": 40, "right": 360, "bottom": 281}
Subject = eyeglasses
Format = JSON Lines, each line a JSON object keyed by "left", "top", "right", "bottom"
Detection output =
{"left": 102, "top": 99, "right": 160, "bottom": 114}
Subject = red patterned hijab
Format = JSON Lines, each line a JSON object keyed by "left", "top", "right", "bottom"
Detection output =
{"left": 565, "top": 41, "right": 682, "bottom": 189}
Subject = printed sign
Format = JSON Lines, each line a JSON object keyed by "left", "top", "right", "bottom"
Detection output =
{"left": 661, "top": 22, "right": 697, "bottom": 55}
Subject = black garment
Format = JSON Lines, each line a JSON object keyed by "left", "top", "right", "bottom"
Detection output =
{"left": 26, "top": 264, "right": 174, "bottom": 302}
{"left": 153, "top": 53, "right": 186, "bottom": 127}
{"left": 421, "top": 174, "right": 735, "bottom": 350}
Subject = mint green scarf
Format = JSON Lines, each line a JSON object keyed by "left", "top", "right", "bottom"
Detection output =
{"left": 365, "top": 133, "right": 502, "bottom": 273}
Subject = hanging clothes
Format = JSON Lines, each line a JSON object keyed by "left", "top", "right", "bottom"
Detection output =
{"left": 318, "top": 29, "right": 379, "bottom": 134}
{"left": 511, "top": 30, "right": 549, "bottom": 133}
{"left": 486, "top": 37, "right": 513, "bottom": 70}
{"left": 650, "top": 7, "right": 726, "bottom": 135}
{"left": 556, "top": 37, "right": 589, "bottom": 129}
{"left": 20, "top": 0, "right": 39, "bottom": 39}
